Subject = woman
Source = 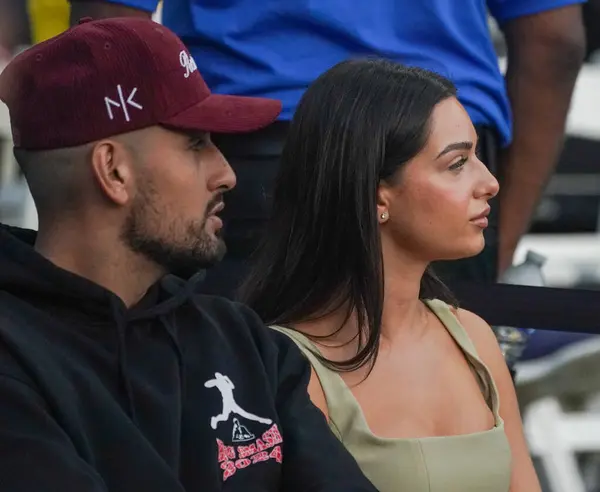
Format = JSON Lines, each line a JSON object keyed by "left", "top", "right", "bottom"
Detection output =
{"left": 240, "top": 60, "right": 540, "bottom": 491}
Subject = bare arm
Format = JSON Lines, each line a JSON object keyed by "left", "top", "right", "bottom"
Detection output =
{"left": 459, "top": 309, "right": 541, "bottom": 491}
{"left": 68, "top": 1, "right": 152, "bottom": 26}
{"left": 268, "top": 329, "right": 377, "bottom": 492}
{"left": 497, "top": 4, "right": 585, "bottom": 273}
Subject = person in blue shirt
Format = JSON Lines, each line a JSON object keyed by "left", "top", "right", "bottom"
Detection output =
{"left": 69, "top": 0, "right": 586, "bottom": 299}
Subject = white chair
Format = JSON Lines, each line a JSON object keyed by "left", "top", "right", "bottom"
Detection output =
{"left": 0, "top": 85, "right": 16, "bottom": 186}
{"left": 517, "top": 338, "right": 600, "bottom": 492}
{"left": 0, "top": 81, "right": 37, "bottom": 230}
{"left": 152, "top": 2, "right": 163, "bottom": 23}
{"left": 524, "top": 397, "right": 600, "bottom": 492}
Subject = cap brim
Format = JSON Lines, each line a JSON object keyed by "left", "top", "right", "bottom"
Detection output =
{"left": 160, "top": 94, "right": 282, "bottom": 134}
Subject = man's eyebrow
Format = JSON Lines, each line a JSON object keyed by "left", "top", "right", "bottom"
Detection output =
{"left": 187, "top": 131, "right": 209, "bottom": 141}
{"left": 185, "top": 131, "right": 210, "bottom": 146}
{"left": 436, "top": 141, "right": 473, "bottom": 159}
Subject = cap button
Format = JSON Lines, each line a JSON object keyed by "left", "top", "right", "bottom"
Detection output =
{"left": 78, "top": 17, "right": 94, "bottom": 25}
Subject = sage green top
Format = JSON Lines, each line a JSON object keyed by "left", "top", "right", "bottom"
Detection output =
{"left": 271, "top": 299, "right": 512, "bottom": 492}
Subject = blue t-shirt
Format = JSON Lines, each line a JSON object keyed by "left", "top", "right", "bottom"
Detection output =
{"left": 109, "top": 0, "right": 583, "bottom": 147}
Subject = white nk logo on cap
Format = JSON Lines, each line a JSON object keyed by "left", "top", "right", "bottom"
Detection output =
{"left": 180, "top": 50, "right": 198, "bottom": 79}
{"left": 104, "top": 85, "right": 143, "bottom": 122}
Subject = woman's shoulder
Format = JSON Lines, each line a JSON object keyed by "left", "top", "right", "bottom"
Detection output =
{"left": 453, "top": 308, "right": 499, "bottom": 358}
{"left": 269, "top": 324, "right": 317, "bottom": 352}
{"left": 268, "top": 326, "right": 331, "bottom": 421}
{"left": 423, "top": 297, "right": 459, "bottom": 315}
{"left": 424, "top": 298, "right": 501, "bottom": 364}
{"left": 452, "top": 308, "right": 514, "bottom": 400}
{"left": 424, "top": 299, "right": 493, "bottom": 340}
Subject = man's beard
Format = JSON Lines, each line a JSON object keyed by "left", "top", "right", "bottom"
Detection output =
{"left": 121, "top": 189, "right": 226, "bottom": 279}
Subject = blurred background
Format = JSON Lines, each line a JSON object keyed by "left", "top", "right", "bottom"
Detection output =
{"left": 0, "top": 2, "right": 600, "bottom": 491}
{"left": 2, "top": 0, "right": 599, "bottom": 290}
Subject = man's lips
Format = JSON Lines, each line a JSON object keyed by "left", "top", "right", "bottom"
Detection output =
{"left": 208, "top": 201, "right": 225, "bottom": 216}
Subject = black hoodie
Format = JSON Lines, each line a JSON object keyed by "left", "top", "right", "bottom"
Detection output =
{"left": 0, "top": 225, "right": 377, "bottom": 492}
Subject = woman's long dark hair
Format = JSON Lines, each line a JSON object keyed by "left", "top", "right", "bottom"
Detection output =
{"left": 239, "top": 59, "right": 458, "bottom": 373}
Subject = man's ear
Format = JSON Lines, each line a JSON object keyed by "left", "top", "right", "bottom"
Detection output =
{"left": 90, "top": 139, "right": 135, "bottom": 206}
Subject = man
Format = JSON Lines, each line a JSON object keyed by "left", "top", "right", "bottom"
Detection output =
{"left": 0, "top": 18, "right": 377, "bottom": 491}
{"left": 69, "top": 0, "right": 586, "bottom": 298}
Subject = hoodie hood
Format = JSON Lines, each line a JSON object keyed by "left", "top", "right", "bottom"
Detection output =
{"left": 0, "top": 223, "right": 205, "bottom": 423}
{"left": 0, "top": 223, "right": 203, "bottom": 318}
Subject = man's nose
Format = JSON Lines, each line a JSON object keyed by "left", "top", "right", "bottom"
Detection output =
{"left": 213, "top": 149, "right": 237, "bottom": 192}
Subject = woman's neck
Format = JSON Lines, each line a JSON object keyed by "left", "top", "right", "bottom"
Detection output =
{"left": 292, "top": 254, "right": 430, "bottom": 363}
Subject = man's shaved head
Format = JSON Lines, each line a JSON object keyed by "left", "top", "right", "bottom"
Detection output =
{"left": 14, "top": 144, "right": 95, "bottom": 221}
{"left": 13, "top": 132, "right": 147, "bottom": 223}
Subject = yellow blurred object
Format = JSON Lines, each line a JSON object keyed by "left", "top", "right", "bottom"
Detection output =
{"left": 27, "top": 0, "right": 70, "bottom": 44}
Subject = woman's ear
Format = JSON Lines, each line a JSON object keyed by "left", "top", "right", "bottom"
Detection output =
{"left": 377, "top": 183, "right": 392, "bottom": 224}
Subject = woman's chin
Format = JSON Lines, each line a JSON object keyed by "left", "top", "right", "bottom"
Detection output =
{"left": 438, "top": 236, "right": 486, "bottom": 261}
{"left": 463, "top": 236, "right": 487, "bottom": 258}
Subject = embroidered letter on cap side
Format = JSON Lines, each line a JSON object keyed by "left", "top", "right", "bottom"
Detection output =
{"left": 179, "top": 51, "right": 198, "bottom": 79}
{"left": 104, "top": 85, "right": 143, "bottom": 122}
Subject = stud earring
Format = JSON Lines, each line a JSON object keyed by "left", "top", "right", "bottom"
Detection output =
{"left": 380, "top": 212, "right": 388, "bottom": 221}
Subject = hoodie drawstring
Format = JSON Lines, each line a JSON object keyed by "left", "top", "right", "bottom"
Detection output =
{"left": 110, "top": 297, "right": 138, "bottom": 426}
{"left": 108, "top": 272, "right": 204, "bottom": 427}
{"left": 160, "top": 314, "right": 186, "bottom": 405}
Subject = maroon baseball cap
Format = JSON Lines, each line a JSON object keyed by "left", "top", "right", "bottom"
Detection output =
{"left": 0, "top": 17, "right": 282, "bottom": 150}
